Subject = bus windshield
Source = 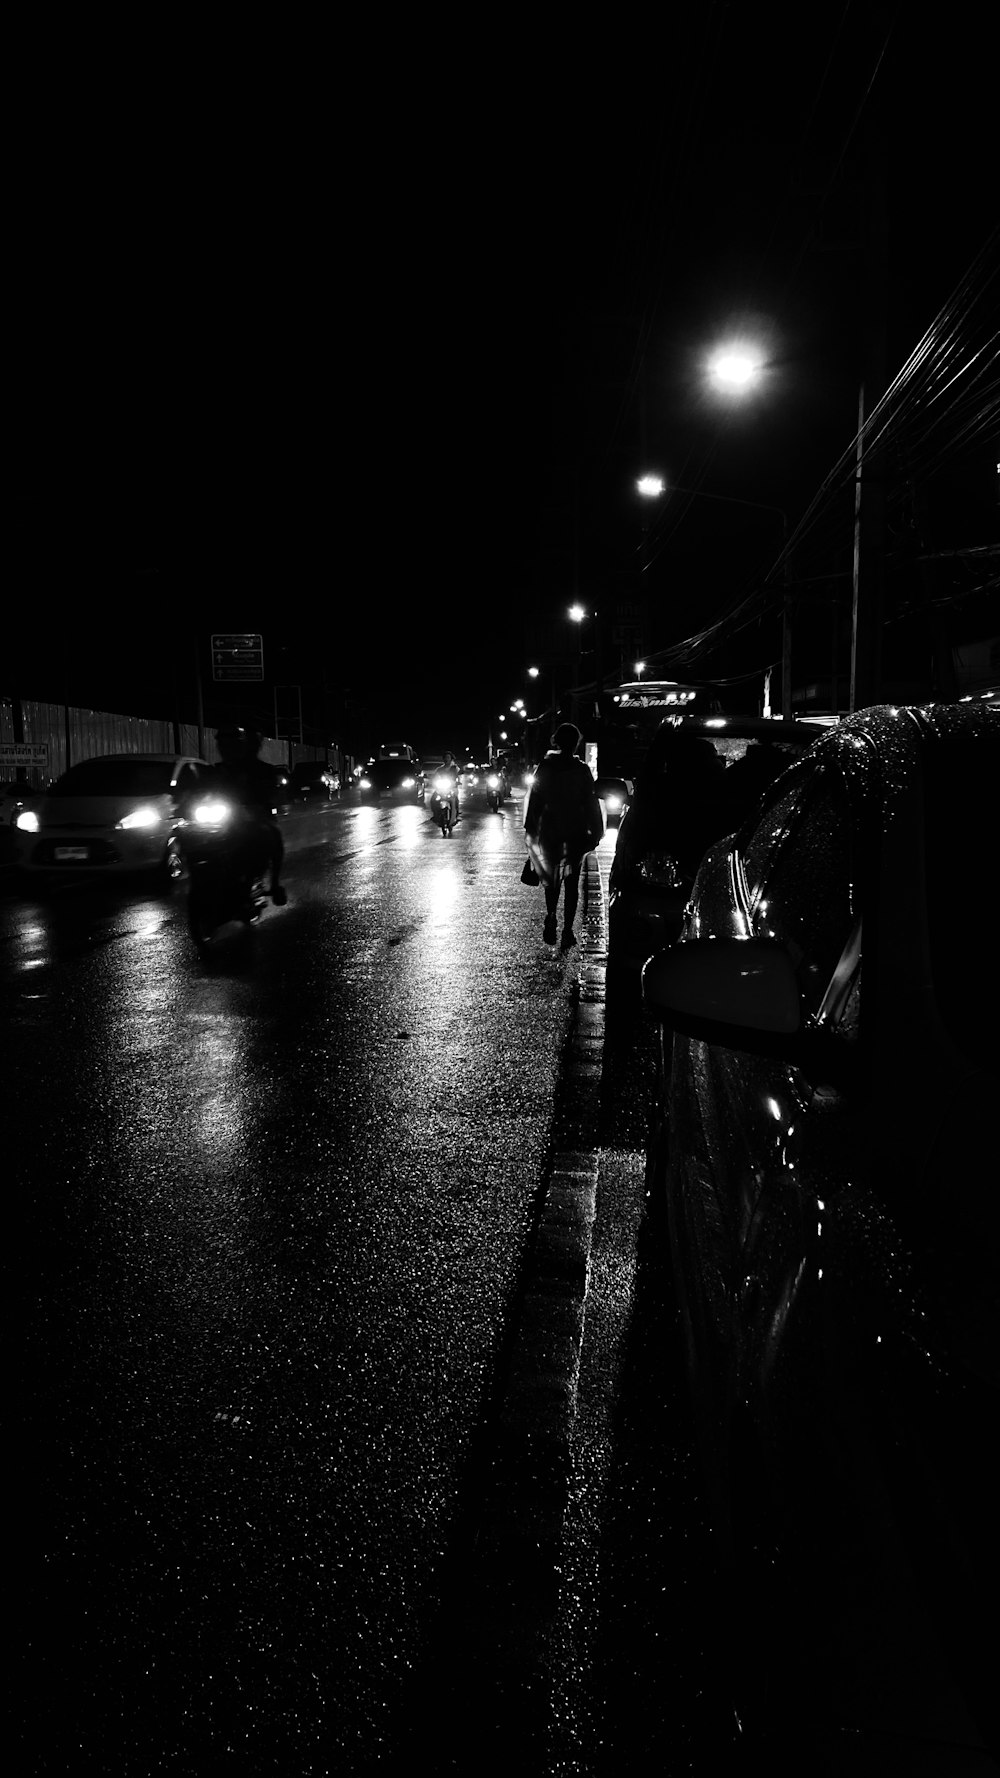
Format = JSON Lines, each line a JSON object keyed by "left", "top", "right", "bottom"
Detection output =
{"left": 590, "top": 681, "right": 722, "bottom": 775}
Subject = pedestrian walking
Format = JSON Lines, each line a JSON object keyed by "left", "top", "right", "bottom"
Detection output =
{"left": 523, "top": 722, "right": 604, "bottom": 951}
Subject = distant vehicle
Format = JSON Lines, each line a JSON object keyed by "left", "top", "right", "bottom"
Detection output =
{"left": 429, "top": 776, "right": 456, "bottom": 835}
{"left": 376, "top": 742, "right": 415, "bottom": 761}
{"left": 290, "top": 762, "right": 340, "bottom": 802}
{"left": 1, "top": 780, "right": 45, "bottom": 828}
{"left": 641, "top": 699, "right": 999, "bottom": 1752}
{"left": 1, "top": 780, "right": 46, "bottom": 867}
{"left": 15, "top": 752, "right": 210, "bottom": 880}
{"left": 484, "top": 759, "right": 510, "bottom": 811}
{"left": 357, "top": 759, "right": 425, "bottom": 804}
{"left": 495, "top": 752, "right": 529, "bottom": 795}
{"left": 589, "top": 680, "right": 720, "bottom": 781}
{"left": 594, "top": 772, "right": 632, "bottom": 828}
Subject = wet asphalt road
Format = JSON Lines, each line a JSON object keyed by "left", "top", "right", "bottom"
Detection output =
{"left": 6, "top": 795, "right": 712, "bottom": 1773}
{"left": 10, "top": 797, "right": 993, "bottom": 1776}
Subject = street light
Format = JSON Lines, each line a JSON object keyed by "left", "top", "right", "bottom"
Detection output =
{"left": 636, "top": 475, "right": 665, "bottom": 500}
{"left": 635, "top": 660, "right": 646, "bottom": 680}
{"left": 708, "top": 347, "right": 763, "bottom": 391}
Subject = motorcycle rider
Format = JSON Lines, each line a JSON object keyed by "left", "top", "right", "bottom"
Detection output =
{"left": 210, "top": 725, "right": 288, "bottom": 904}
{"left": 436, "top": 751, "right": 460, "bottom": 827}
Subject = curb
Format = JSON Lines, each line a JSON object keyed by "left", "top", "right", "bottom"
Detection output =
{"left": 455, "top": 850, "right": 608, "bottom": 1687}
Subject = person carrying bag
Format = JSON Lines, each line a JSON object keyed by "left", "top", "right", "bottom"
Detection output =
{"left": 522, "top": 723, "right": 604, "bottom": 951}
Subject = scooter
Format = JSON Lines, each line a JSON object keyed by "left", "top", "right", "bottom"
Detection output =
{"left": 178, "top": 795, "right": 273, "bottom": 954}
{"left": 430, "top": 775, "right": 457, "bottom": 836}
{"left": 485, "top": 770, "right": 504, "bottom": 812}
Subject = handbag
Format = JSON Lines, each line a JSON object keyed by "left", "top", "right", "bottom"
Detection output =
{"left": 520, "top": 857, "right": 540, "bottom": 885}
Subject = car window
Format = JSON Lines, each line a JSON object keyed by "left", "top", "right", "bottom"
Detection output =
{"left": 741, "top": 765, "right": 855, "bottom": 1018}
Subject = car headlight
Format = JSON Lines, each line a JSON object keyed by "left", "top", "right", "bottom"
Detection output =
{"left": 605, "top": 793, "right": 622, "bottom": 811}
{"left": 402, "top": 777, "right": 415, "bottom": 788}
{"left": 16, "top": 808, "right": 40, "bottom": 832}
{"left": 359, "top": 777, "right": 372, "bottom": 790}
{"left": 192, "top": 798, "right": 234, "bottom": 827}
{"left": 115, "top": 806, "right": 162, "bottom": 830}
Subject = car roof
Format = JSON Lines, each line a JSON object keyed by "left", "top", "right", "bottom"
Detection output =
{"left": 790, "top": 698, "right": 997, "bottom": 771}
{"left": 718, "top": 702, "right": 997, "bottom": 841}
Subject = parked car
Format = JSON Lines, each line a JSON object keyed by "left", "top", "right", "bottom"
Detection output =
{"left": 607, "top": 714, "right": 819, "bottom": 1005}
{"left": 357, "top": 759, "right": 425, "bottom": 804}
{"left": 641, "top": 700, "right": 999, "bottom": 1755}
{"left": 290, "top": 761, "right": 340, "bottom": 802}
{"left": 15, "top": 752, "right": 209, "bottom": 879}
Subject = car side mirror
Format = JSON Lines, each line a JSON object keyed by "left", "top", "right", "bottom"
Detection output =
{"left": 642, "top": 937, "right": 801, "bottom": 1041}
{"left": 642, "top": 937, "right": 860, "bottom": 1088}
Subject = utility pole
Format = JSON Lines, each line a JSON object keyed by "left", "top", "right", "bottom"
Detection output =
{"left": 194, "top": 635, "right": 205, "bottom": 757}
{"left": 849, "top": 100, "right": 888, "bottom": 712}
{"left": 780, "top": 529, "right": 792, "bottom": 717}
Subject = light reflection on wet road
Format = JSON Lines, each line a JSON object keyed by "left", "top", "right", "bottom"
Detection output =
{"left": 7, "top": 799, "right": 593, "bottom": 1771}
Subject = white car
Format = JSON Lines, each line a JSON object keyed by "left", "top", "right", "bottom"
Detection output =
{"left": 15, "top": 752, "right": 209, "bottom": 879}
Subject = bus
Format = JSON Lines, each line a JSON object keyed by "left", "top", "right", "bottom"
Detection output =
{"left": 580, "top": 680, "right": 725, "bottom": 778}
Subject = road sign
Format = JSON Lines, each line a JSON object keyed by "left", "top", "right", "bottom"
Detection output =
{"left": 211, "top": 633, "right": 264, "bottom": 682}
{"left": 0, "top": 742, "right": 50, "bottom": 767}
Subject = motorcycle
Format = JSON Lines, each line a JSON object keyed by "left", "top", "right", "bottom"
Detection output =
{"left": 178, "top": 795, "right": 274, "bottom": 954}
{"left": 429, "top": 774, "right": 457, "bottom": 836}
{"left": 485, "top": 770, "right": 505, "bottom": 813}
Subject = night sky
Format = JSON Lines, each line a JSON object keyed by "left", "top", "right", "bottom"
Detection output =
{"left": 9, "top": 7, "right": 998, "bottom": 758}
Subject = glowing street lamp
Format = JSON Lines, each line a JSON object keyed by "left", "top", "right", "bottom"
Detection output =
{"left": 634, "top": 660, "right": 646, "bottom": 679}
{"left": 708, "top": 347, "right": 762, "bottom": 391}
